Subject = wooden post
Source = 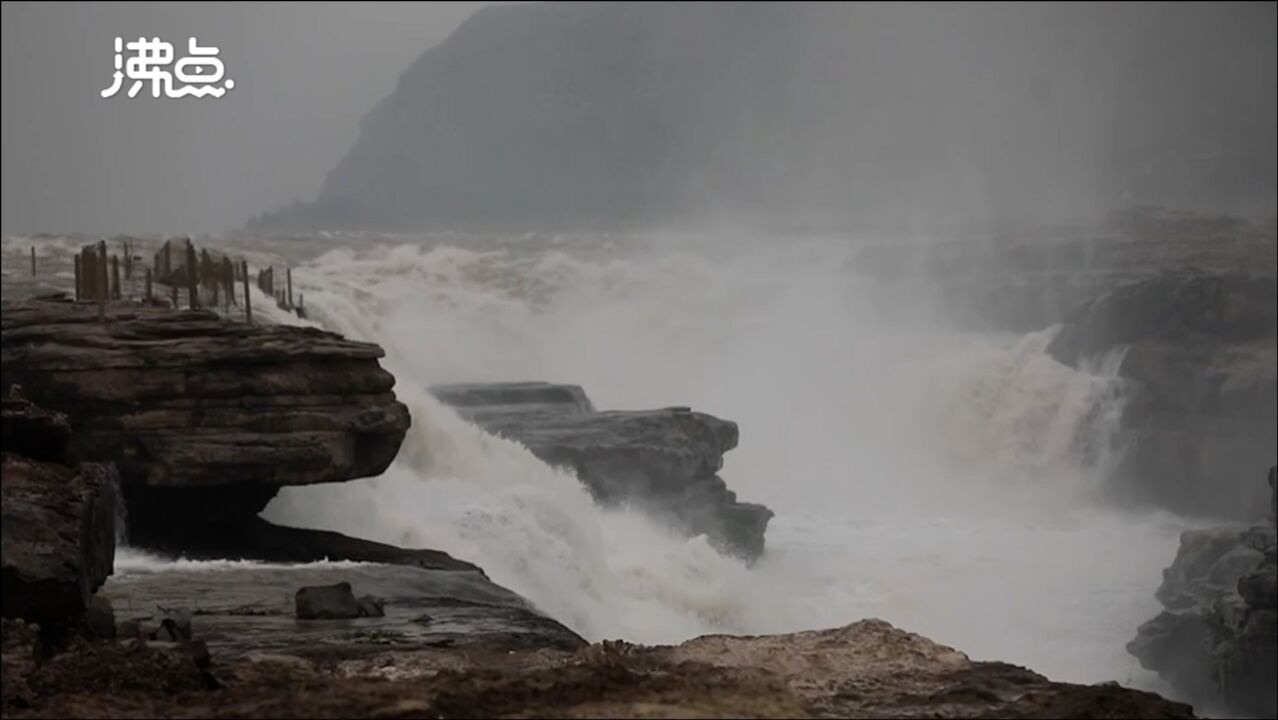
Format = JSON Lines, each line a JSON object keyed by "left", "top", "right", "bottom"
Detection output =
{"left": 145, "top": 267, "right": 152, "bottom": 302}
{"left": 186, "top": 239, "right": 199, "bottom": 310}
{"left": 111, "top": 255, "right": 121, "bottom": 300}
{"left": 242, "top": 260, "right": 252, "bottom": 325}
{"left": 165, "top": 240, "right": 172, "bottom": 280}
{"left": 286, "top": 267, "right": 293, "bottom": 308}
{"left": 123, "top": 241, "right": 132, "bottom": 279}
{"left": 74, "top": 253, "right": 82, "bottom": 301}
{"left": 82, "top": 249, "right": 94, "bottom": 301}
{"left": 171, "top": 277, "right": 178, "bottom": 306}
{"left": 97, "top": 240, "right": 107, "bottom": 321}
{"left": 223, "top": 258, "right": 235, "bottom": 307}
{"left": 30, "top": 246, "right": 36, "bottom": 276}
{"left": 209, "top": 254, "right": 219, "bottom": 307}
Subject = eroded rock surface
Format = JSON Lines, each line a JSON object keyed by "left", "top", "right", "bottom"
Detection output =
{"left": 431, "top": 382, "right": 773, "bottom": 560}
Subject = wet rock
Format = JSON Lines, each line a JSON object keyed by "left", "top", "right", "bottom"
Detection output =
{"left": 84, "top": 596, "right": 114, "bottom": 641}
{"left": 0, "top": 298, "right": 411, "bottom": 550}
{"left": 1, "top": 454, "right": 118, "bottom": 639}
{"left": 295, "top": 582, "right": 384, "bottom": 620}
{"left": 151, "top": 608, "right": 192, "bottom": 641}
{"left": 431, "top": 383, "right": 773, "bottom": 560}
{"left": 1129, "top": 467, "right": 1278, "bottom": 717}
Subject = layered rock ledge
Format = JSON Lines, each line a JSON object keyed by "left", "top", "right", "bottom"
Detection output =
{"left": 1, "top": 298, "right": 586, "bottom": 663}
{"left": 0, "top": 298, "right": 410, "bottom": 544}
{"left": 431, "top": 382, "right": 773, "bottom": 560}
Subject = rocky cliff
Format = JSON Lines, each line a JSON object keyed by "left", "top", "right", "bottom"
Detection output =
{"left": 249, "top": 2, "right": 1276, "bottom": 233}
{"left": 1128, "top": 467, "right": 1277, "bottom": 718}
{"left": 1046, "top": 271, "right": 1276, "bottom": 519}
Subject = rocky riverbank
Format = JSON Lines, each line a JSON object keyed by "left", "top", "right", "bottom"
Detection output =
{"left": 3, "top": 615, "right": 1195, "bottom": 719}
{"left": 1128, "top": 467, "right": 1277, "bottom": 718}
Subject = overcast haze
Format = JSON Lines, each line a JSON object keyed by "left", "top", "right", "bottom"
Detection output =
{"left": 1, "top": 2, "right": 496, "bottom": 235}
{"left": 3, "top": 2, "right": 1274, "bottom": 236}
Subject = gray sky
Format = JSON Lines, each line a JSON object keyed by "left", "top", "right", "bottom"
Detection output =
{"left": 1, "top": 1, "right": 495, "bottom": 235}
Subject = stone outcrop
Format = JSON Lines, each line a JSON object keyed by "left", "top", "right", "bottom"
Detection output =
{"left": 0, "top": 298, "right": 411, "bottom": 542}
{"left": 1, "top": 397, "right": 119, "bottom": 642}
{"left": 1046, "top": 272, "right": 1276, "bottom": 518}
{"left": 431, "top": 382, "right": 773, "bottom": 560}
{"left": 4, "top": 617, "right": 1194, "bottom": 718}
{"left": 1128, "top": 467, "right": 1277, "bottom": 717}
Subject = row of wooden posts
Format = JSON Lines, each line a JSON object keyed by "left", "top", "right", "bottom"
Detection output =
{"left": 254, "top": 264, "right": 303, "bottom": 314}
{"left": 50, "top": 238, "right": 304, "bottom": 324}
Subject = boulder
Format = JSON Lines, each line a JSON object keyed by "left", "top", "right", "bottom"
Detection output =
{"left": 1047, "top": 272, "right": 1277, "bottom": 519}
{"left": 151, "top": 608, "right": 192, "bottom": 641}
{"left": 1, "top": 454, "right": 118, "bottom": 639}
{"left": 84, "top": 596, "right": 115, "bottom": 641}
{"left": 295, "top": 582, "right": 384, "bottom": 620}
{"left": 431, "top": 382, "right": 773, "bottom": 560}
{"left": 0, "top": 298, "right": 411, "bottom": 551}
{"left": 355, "top": 596, "right": 385, "bottom": 619}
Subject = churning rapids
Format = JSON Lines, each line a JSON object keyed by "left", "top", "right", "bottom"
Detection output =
{"left": 2, "top": 231, "right": 1202, "bottom": 696}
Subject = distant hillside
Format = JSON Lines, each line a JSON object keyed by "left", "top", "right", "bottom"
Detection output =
{"left": 250, "top": 2, "right": 1277, "bottom": 233}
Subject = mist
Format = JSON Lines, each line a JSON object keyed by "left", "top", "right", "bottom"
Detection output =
{"left": 1, "top": 1, "right": 497, "bottom": 235}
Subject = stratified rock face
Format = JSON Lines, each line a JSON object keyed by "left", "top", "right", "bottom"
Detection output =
{"left": 0, "top": 298, "right": 411, "bottom": 532}
{"left": 1047, "top": 272, "right": 1277, "bottom": 519}
{"left": 431, "top": 382, "right": 773, "bottom": 560}
{"left": 0, "top": 454, "right": 118, "bottom": 634}
{"left": 1129, "top": 467, "right": 1277, "bottom": 717}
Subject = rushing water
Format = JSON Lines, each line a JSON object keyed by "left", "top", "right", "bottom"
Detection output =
{"left": 2, "top": 232, "right": 1197, "bottom": 695}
